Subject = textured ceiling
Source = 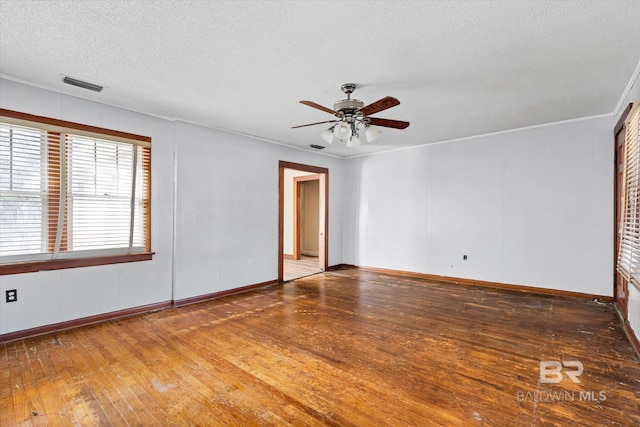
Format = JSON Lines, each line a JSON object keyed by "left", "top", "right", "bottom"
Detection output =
{"left": 1, "top": 1, "right": 640, "bottom": 158}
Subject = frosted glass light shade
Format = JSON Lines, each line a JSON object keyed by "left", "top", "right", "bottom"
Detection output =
{"left": 320, "top": 129, "right": 334, "bottom": 144}
{"left": 346, "top": 134, "right": 361, "bottom": 147}
{"left": 333, "top": 121, "right": 352, "bottom": 140}
{"left": 365, "top": 125, "right": 381, "bottom": 142}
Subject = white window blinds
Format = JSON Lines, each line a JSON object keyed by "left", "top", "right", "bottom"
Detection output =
{"left": 0, "top": 111, "right": 151, "bottom": 265}
{"left": 68, "top": 136, "right": 144, "bottom": 251}
{"left": 0, "top": 124, "right": 46, "bottom": 257}
{"left": 617, "top": 102, "right": 640, "bottom": 288}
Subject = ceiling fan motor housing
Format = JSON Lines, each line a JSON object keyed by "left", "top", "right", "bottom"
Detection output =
{"left": 335, "top": 83, "right": 364, "bottom": 118}
{"left": 333, "top": 98, "right": 365, "bottom": 116}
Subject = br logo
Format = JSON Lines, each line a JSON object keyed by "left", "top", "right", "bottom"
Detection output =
{"left": 539, "top": 361, "right": 583, "bottom": 384}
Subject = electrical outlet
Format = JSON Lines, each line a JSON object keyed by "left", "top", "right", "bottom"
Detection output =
{"left": 6, "top": 289, "right": 17, "bottom": 303}
{"left": 463, "top": 255, "right": 468, "bottom": 260}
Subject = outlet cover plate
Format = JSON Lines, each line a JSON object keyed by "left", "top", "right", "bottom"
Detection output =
{"left": 6, "top": 289, "right": 17, "bottom": 303}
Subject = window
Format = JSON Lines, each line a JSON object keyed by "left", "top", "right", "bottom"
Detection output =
{"left": 617, "top": 102, "right": 640, "bottom": 290}
{"left": 0, "top": 109, "right": 151, "bottom": 274}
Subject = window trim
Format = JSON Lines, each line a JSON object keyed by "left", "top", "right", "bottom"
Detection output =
{"left": 0, "top": 109, "right": 153, "bottom": 275}
{"left": 0, "top": 252, "right": 154, "bottom": 275}
{"left": 616, "top": 101, "right": 640, "bottom": 292}
{"left": 0, "top": 109, "right": 151, "bottom": 145}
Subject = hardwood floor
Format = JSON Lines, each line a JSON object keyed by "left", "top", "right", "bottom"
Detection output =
{"left": 1, "top": 269, "right": 639, "bottom": 426}
{"left": 283, "top": 255, "right": 321, "bottom": 281}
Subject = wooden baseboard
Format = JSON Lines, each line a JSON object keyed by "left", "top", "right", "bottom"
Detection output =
{"left": 2, "top": 266, "right": 621, "bottom": 345}
{"left": 173, "top": 279, "right": 279, "bottom": 307}
{"left": 326, "top": 264, "right": 357, "bottom": 271}
{"left": 616, "top": 305, "right": 640, "bottom": 360}
{"left": 1, "top": 278, "right": 281, "bottom": 344}
{"left": 283, "top": 254, "right": 294, "bottom": 260}
{"left": 0, "top": 300, "right": 172, "bottom": 344}
{"left": 354, "top": 265, "right": 615, "bottom": 302}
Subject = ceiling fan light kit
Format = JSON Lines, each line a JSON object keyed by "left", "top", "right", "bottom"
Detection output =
{"left": 365, "top": 125, "right": 382, "bottom": 142}
{"left": 333, "top": 121, "right": 352, "bottom": 140}
{"left": 320, "top": 128, "right": 335, "bottom": 144}
{"left": 293, "top": 83, "right": 410, "bottom": 148}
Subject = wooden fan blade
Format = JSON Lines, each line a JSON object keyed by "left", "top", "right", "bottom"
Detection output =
{"left": 299, "top": 100, "right": 336, "bottom": 115}
{"left": 367, "top": 118, "right": 410, "bottom": 129}
{"left": 291, "top": 120, "right": 338, "bottom": 129}
{"left": 358, "top": 96, "right": 400, "bottom": 116}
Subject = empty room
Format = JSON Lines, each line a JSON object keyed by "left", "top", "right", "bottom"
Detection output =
{"left": 1, "top": 1, "right": 640, "bottom": 425}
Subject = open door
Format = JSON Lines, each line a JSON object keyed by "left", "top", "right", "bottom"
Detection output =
{"left": 614, "top": 103, "right": 633, "bottom": 316}
{"left": 318, "top": 173, "right": 326, "bottom": 272}
{"left": 278, "top": 161, "right": 328, "bottom": 282}
{"left": 293, "top": 174, "right": 321, "bottom": 260}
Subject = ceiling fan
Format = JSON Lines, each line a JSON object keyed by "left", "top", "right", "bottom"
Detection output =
{"left": 292, "top": 83, "right": 410, "bottom": 147}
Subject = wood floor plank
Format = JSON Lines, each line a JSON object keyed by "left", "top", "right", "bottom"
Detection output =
{"left": 42, "top": 332, "right": 111, "bottom": 425}
{"left": 0, "top": 344, "right": 16, "bottom": 426}
{"left": 7, "top": 342, "right": 32, "bottom": 425}
{"left": 1, "top": 269, "right": 639, "bottom": 425}
{"left": 15, "top": 339, "right": 52, "bottom": 426}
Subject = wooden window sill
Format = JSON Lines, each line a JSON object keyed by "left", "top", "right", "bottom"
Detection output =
{"left": 0, "top": 253, "right": 154, "bottom": 275}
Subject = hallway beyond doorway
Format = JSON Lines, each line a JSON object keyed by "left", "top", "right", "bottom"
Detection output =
{"left": 284, "top": 255, "right": 321, "bottom": 281}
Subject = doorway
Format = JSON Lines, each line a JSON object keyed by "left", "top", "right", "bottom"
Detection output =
{"left": 278, "top": 161, "right": 328, "bottom": 282}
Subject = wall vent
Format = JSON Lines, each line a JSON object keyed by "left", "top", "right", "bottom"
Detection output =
{"left": 62, "top": 75, "right": 104, "bottom": 92}
{"left": 309, "top": 144, "right": 325, "bottom": 150}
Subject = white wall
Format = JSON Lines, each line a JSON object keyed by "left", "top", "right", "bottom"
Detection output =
{"left": 283, "top": 169, "right": 314, "bottom": 255}
{"left": 173, "top": 122, "right": 344, "bottom": 301}
{"left": 343, "top": 115, "right": 613, "bottom": 297}
{"left": 0, "top": 78, "right": 345, "bottom": 334}
{"left": 0, "top": 71, "right": 628, "bottom": 335}
{"left": 614, "top": 63, "right": 640, "bottom": 341}
{"left": 0, "top": 79, "right": 175, "bottom": 334}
